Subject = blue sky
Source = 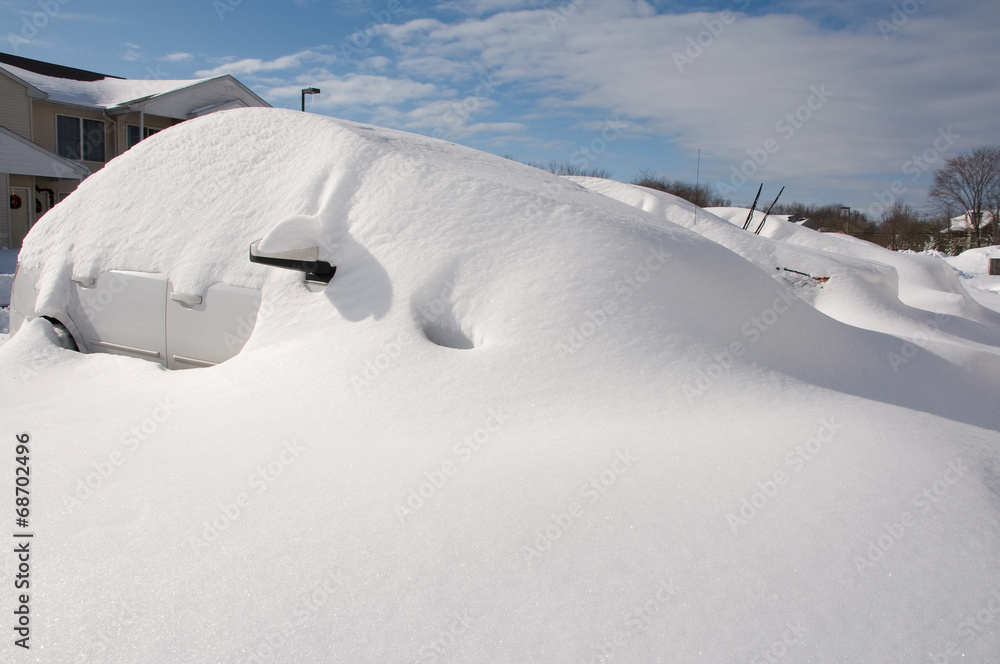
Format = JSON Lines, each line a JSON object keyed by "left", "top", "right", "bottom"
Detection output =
{"left": 3, "top": 0, "right": 998, "bottom": 217}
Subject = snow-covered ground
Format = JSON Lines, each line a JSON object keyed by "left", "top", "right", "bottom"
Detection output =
{"left": 2, "top": 109, "right": 1000, "bottom": 663}
{"left": 945, "top": 246, "right": 1000, "bottom": 307}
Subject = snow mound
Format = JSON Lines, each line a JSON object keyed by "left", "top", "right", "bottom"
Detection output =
{"left": 570, "top": 178, "right": 1000, "bottom": 363}
{"left": 946, "top": 247, "right": 1000, "bottom": 298}
{"left": 4, "top": 109, "right": 1000, "bottom": 663}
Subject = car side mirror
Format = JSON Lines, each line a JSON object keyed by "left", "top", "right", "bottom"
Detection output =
{"left": 249, "top": 240, "right": 336, "bottom": 283}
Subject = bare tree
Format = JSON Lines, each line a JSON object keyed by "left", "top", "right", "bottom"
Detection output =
{"left": 880, "top": 200, "right": 927, "bottom": 251}
{"left": 928, "top": 145, "right": 1000, "bottom": 249}
{"left": 632, "top": 169, "right": 729, "bottom": 207}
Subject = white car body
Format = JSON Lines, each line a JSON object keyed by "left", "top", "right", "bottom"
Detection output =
{"left": 11, "top": 264, "right": 262, "bottom": 369}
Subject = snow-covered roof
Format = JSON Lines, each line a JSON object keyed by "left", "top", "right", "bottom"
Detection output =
{"left": 949, "top": 210, "right": 996, "bottom": 231}
{"left": 0, "top": 61, "right": 208, "bottom": 108}
{"left": 0, "top": 61, "right": 269, "bottom": 118}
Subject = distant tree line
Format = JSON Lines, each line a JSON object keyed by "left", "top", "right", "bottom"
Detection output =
{"left": 505, "top": 146, "right": 1000, "bottom": 254}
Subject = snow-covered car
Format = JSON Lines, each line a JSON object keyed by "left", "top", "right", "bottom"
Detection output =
{"left": 4, "top": 108, "right": 1000, "bottom": 663}
{"left": 10, "top": 184, "right": 336, "bottom": 370}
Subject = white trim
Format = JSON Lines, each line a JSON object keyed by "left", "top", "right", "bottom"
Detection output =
{"left": 0, "top": 127, "right": 90, "bottom": 179}
{"left": 0, "top": 65, "right": 48, "bottom": 100}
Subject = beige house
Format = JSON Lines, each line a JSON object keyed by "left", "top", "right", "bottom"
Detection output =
{"left": 1, "top": 52, "right": 269, "bottom": 248}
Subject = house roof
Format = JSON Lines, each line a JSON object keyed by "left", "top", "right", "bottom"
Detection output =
{"left": 0, "top": 57, "right": 269, "bottom": 119}
{"left": 949, "top": 211, "right": 996, "bottom": 232}
{"left": 0, "top": 127, "right": 90, "bottom": 179}
{"left": 0, "top": 52, "right": 122, "bottom": 82}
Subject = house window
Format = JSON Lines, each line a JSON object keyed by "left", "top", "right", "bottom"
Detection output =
{"left": 127, "top": 125, "right": 160, "bottom": 149}
{"left": 56, "top": 115, "right": 105, "bottom": 162}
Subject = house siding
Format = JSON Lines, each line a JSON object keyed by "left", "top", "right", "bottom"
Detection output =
{"left": 0, "top": 74, "right": 32, "bottom": 140}
{"left": 0, "top": 73, "right": 33, "bottom": 245}
{"left": 115, "top": 112, "right": 181, "bottom": 153}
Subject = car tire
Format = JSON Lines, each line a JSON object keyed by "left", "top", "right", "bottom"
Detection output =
{"left": 42, "top": 316, "right": 79, "bottom": 351}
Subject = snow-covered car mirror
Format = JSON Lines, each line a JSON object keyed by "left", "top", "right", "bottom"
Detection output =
{"left": 248, "top": 240, "right": 336, "bottom": 283}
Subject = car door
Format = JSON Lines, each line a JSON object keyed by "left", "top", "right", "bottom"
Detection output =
{"left": 165, "top": 281, "right": 262, "bottom": 369}
{"left": 69, "top": 271, "right": 168, "bottom": 362}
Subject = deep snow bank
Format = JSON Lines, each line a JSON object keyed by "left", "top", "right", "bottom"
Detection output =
{"left": 3, "top": 109, "right": 1000, "bottom": 663}
{"left": 570, "top": 178, "right": 1000, "bottom": 372}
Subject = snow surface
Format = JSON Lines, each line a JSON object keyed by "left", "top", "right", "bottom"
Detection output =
{"left": 3, "top": 109, "right": 1000, "bottom": 663}
{"left": 946, "top": 247, "right": 1000, "bottom": 294}
{"left": 0, "top": 62, "right": 214, "bottom": 108}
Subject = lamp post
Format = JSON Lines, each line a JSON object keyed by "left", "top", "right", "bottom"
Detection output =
{"left": 301, "top": 87, "right": 321, "bottom": 112}
{"left": 841, "top": 206, "right": 851, "bottom": 235}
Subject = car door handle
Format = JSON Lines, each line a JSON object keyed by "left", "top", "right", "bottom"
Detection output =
{"left": 72, "top": 275, "right": 96, "bottom": 286}
{"left": 170, "top": 292, "right": 203, "bottom": 306}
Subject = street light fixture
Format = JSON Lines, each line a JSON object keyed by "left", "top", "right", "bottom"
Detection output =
{"left": 301, "top": 87, "right": 321, "bottom": 112}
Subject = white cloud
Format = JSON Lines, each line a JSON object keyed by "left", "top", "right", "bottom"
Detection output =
{"left": 266, "top": 73, "right": 441, "bottom": 108}
{"left": 121, "top": 42, "right": 143, "bottom": 62}
{"left": 195, "top": 50, "right": 336, "bottom": 78}
{"left": 435, "top": 0, "right": 555, "bottom": 16}
{"left": 162, "top": 52, "right": 194, "bottom": 63}
{"left": 378, "top": 0, "right": 1000, "bottom": 200}
{"left": 360, "top": 55, "right": 392, "bottom": 71}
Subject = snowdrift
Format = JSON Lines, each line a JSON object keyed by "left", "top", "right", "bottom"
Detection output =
{"left": 3, "top": 109, "right": 1000, "bottom": 663}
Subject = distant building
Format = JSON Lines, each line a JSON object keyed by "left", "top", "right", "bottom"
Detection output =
{"left": 945, "top": 210, "right": 996, "bottom": 249}
{"left": 0, "top": 52, "right": 269, "bottom": 248}
{"left": 948, "top": 210, "right": 995, "bottom": 233}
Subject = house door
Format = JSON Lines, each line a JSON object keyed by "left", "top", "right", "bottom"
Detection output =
{"left": 9, "top": 186, "right": 31, "bottom": 247}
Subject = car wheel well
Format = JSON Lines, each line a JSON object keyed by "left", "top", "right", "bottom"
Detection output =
{"left": 41, "top": 316, "right": 79, "bottom": 351}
